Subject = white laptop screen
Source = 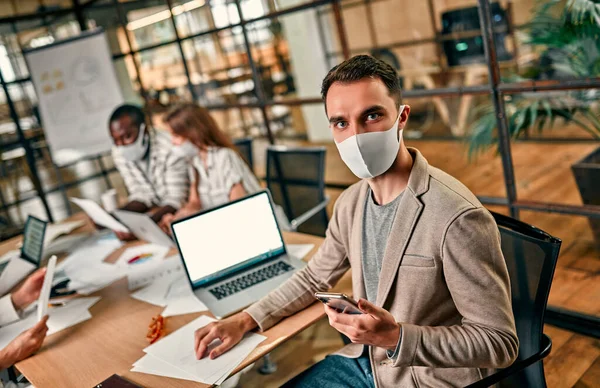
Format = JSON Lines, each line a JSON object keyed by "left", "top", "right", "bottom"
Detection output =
{"left": 172, "top": 192, "right": 285, "bottom": 287}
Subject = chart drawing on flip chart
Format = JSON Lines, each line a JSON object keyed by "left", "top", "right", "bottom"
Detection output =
{"left": 24, "top": 30, "right": 123, "bottom": 166}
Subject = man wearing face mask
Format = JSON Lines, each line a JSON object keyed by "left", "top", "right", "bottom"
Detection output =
{"left": 109, "top": 104, "right": 190, "bottom": 240}
{"left": 190, "top": 56, "right": 518, "bottom": 387}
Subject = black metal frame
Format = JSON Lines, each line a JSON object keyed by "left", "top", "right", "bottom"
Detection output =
{"left": 0, "top": 0, "right": 597, "bottom": 337}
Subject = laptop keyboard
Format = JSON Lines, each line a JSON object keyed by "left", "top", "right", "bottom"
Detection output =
{"left": 208, "top": 261, "right": 294, "bottom": 300}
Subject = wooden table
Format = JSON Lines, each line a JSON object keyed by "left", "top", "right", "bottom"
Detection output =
{"left": 4, "top": 213, "right": 352, "bottom": 387}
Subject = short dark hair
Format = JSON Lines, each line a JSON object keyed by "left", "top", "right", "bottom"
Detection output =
{"left": 109, "top": 104, "right": 145, "bottom": 128}
{"left": 321, "top": 55, "right": 402, "bottom": 109}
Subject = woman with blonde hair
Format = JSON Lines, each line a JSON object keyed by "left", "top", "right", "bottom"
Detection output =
{"left": 159, "top": 103, "right": 262, "bottom": 231}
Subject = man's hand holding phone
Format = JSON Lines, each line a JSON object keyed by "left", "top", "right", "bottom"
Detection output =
{"left": 316, "top": 292, "right": 401, "bottom": 351}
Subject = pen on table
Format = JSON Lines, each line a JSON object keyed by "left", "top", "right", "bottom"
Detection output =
{"left": 128, "top": 253, "right": 153, "bottom": 264}
{"left": 49, "top": 301, "right": 66, "bottom": 307}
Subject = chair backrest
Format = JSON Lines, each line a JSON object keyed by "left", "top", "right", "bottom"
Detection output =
{"left": 491, "top": 212, "right": 561, "bottom": 388}
{"left": 233, "top": 137, "right": 254, "bottom": 171}
{"left": 266, "top": 146, "right": 328, "bottom": 236}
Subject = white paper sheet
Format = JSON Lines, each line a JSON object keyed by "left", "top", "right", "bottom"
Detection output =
{"left": 116, "top": 244, "right": 169, "bottom": 268}
{"left": 161, "top": 282, "right": 207, "bottom": 317}
{"left": 70, "top": 198, "right": 128, "bottom": 232}
{"left": 47, "top": 309, "right": 92, "bottom": 335}
{"left": 43, "top": 233, "right": 91, "bottom": 258}
{"left": 46, "top": 296, "right": 100, "bottom": 335}
{"left": 65, "top": 262, "right": 124, "bottom": 295}
{"left": 287, "top": 244, "right": 315, "bottom": 259}
{"left": 131, "top": 353, "right": 199, "bottom": 382}
{"left": 56, "top": 234, "right": 121, "bottom": 272}
{"left": 130, "top": 275, "right": 176, "bottom": 307}
{"left": 127, "top": 255, "right": 184, "bottom": 291}
{"left": 142, "top": 315, "right": 266, "bottom": 385}
{"left": 55, "top": 235, "right": 123, "bottom": 295}
{"left": 43, "top": 220, "right": 85, "bottom": 248}
{"left": 37, "top": 255, "right": 56, "bottom": 321}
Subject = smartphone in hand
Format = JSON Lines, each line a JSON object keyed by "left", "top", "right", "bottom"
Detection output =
{"left": 314, "top": 292, "right": 363, "bottom": 314}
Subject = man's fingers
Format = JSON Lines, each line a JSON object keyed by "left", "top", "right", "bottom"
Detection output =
{"left": 209, "top": 337, "right": 234, "bottom": 359}
{"left": 32, "top": 316, "right": 49, "bottom": 332}
{"left": 329, "top": 308, "right": 361, "bottom": 326}
{"left": 31, "top": 268, "right": 47, "bottom": 282}
{"left": 196, "top": 330, "right": 218, "bottom": 360}
{"left": 357, "top": 298, "right": 384, "bottom": 319}
{"left": 330, "top": 320, "right": 359, "bottom": 340}
{"left": 194, "top": 326, "right": 211, "bottom": 354}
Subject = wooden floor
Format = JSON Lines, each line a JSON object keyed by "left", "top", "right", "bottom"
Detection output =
{"left": 1, "top": 138, "right": 599, "bottom": 387}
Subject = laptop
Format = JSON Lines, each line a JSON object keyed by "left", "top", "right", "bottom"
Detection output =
{"left": 113, "top": 210, "right": 174, "bottom": 248}
{"left": 0, "top": 215, "right": 47, "bottom": 295}
{"left": 171, "top": 190, "right": 307, "bottom": 318}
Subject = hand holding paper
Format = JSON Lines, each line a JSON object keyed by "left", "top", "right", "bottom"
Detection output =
{"left": 0, "top": 316, "right": 48, "bottom": 369}
{"left": 10, "top": 267, "right": 46, "bottom": 311}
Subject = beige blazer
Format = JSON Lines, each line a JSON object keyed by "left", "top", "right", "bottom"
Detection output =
{"left": 246, "top": 148, "right": 518, "bottom": 387}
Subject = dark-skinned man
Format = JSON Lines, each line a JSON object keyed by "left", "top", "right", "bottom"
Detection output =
{"left": 108, "top": 104, "right": 189, "bottom": 240}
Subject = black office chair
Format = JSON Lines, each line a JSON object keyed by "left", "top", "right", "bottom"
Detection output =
{"left": 266, "top": 146, "right": 329, "bottom": 237}
{"left": 467, "top": 212, "right": 561, "bottom": 388}
{"left": 233, "top": 137, "right": 254, "bottom": 171}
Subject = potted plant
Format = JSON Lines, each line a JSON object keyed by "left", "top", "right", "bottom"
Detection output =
{"left": 468, "top": 0, "right": 600, "bottom": 249}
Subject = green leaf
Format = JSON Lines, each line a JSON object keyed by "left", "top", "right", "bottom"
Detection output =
{"left": 529, "top": 101, "right": 539, "bottom": 131}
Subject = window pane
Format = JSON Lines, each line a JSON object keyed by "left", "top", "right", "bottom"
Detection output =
{"left": 245, "top": 7, "right": 324, "bottom": 103}
{"left": 182, "top": 30, "right": 258, "bottom": 105}
{"left": 240, "top": 0, "right": 268, "bottom": 21}
{"left": 114, "top": 56, "right": 144, "bottom": 104}
{"left": 7, "top": 84, "right": 36, "bottom": 121}
{"left": 171, "top": 0, "right": 213, "bottom": 38}
{"left": 209, "top": 0, "right": 241, "bottom": 29}
{"left": 208, "top": 107, "right": 265, "bottom": 138}
{"left": 125, "top": 1, "right": 177, "bottom": 51}
{"left": 85, "top": 3, "right": 129, "bottom": 55}
{"left": 135, "top": 43, "right": 190, "bottom": 99}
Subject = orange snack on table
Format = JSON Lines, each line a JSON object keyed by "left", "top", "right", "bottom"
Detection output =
{"left": 147, "top": 315, "right": 166, "bottom": 344}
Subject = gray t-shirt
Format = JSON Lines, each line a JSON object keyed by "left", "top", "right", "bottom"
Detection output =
{"left": 361, "top": 188, "right": 403, "bottom": 303}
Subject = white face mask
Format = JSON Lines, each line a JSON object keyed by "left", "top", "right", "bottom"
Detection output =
{"left": 115, "top": 123, "right": 148, "bottom": 162}
{"left": 334, "top": 105, "right": 405, "bottom": 179}
{"left": 171, "top": 140, "right": 199, "bottom": 158}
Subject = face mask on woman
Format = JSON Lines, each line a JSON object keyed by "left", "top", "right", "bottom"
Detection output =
{"left": 172, "top": 140, "right": 199, "bottom": 158}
